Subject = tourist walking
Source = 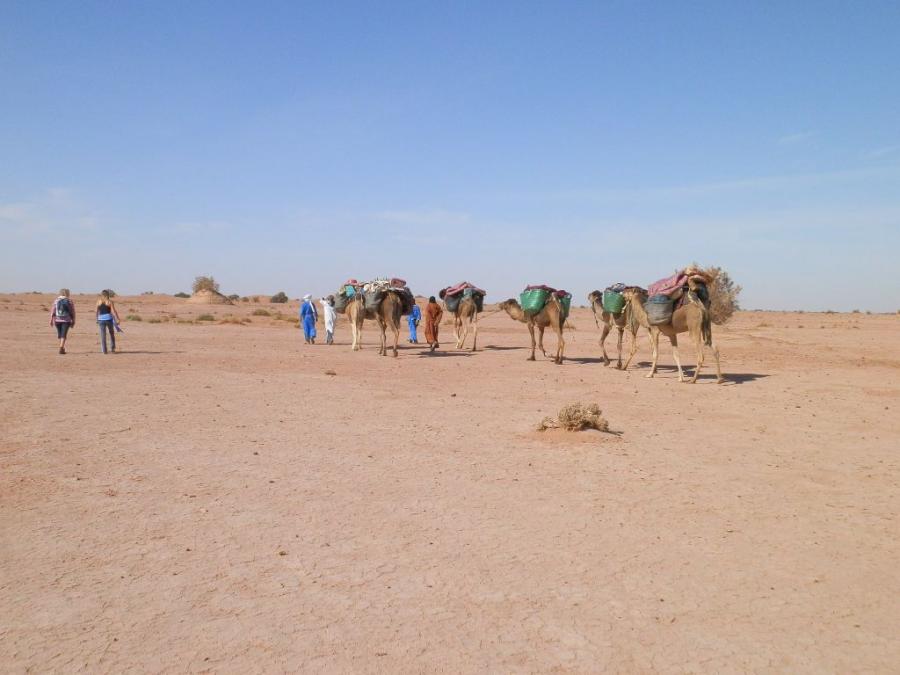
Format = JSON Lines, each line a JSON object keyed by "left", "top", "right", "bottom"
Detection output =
{"left": 300, "top": 293, "right": 318, "bottom": 344}
{"left": 407, "top": 301, "right": 421, "bottom": 343}
{"left": 424, "top": 296, "right": 443, "bottom": 352}
{"left": 96, "top": 290, "right": 121, "bottom": 354}
{"left": 319, "top": 295, "right": 336, "bottom": 345}
{"left": 49, "top": 288, "right": 76, "bottom": 354}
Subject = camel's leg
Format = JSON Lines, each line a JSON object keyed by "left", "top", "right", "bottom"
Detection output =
{"left": 455, "top": 316, "right": 463, "bottom": 349}
{"left": 391, "top": 321, "right": 399, "bottom": 358}
{"left": 670, "top": 334, "right": 685, "bottom": 382}
{"left": 622, "top": 329, "right": 639, "bottom": 371}
{"left": 471, "top": 313, "right": 478, "bottom": 351}
{"left": 711, "top": 341, "right": 724, "bottom": 384}
{"left": 599, "top": 323, "right": 611, "bottom": 366}
{"left": 556, "top": 324, "right": 565, "bottom": 364}
{"left": 378, "top": 321, "right": 386, "bottom": 356}
{"left": 689, "top": 331, "right": 704, "bottom": 384}
{"left": 538, "top": 326, "right": 548, "bottom": 358}
{"left": 646, "top": 329, "right": 660, "bottom": 378}
{"left": 615, "top": 327, "right": 624, "bottom": 369}
{"left": 527, "top": 323, "right": 536, "bottom": 361}
{"left": 350, "top": 315, "right": 359, "bottom": 351}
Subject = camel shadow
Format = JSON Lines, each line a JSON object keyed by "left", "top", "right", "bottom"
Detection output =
{"left": 482, "top": 345, "right": 525, "bottom": 351}
{"left": 633, "top": 362, "right": 768, "bottom": 385}
{"left": 565, "top": 356, "right": 609, "bottom": 365}
{"left": 418, "top": 351, "right": 474, "bottom": 358}
{"left": 113, "top": 350, "right": 185, "bottom": 355}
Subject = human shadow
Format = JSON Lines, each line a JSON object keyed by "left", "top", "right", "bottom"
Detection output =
{"left": 114, "top": 350, "right": 186, "bottom": 355}
{"left": 481, "top": 345, "right": 525, "bottom": 351}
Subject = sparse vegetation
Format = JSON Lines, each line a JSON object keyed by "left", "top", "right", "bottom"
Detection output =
{"left": 227, "top": 294, "right": 240, "bottom": 301}
{"left": 270, "top": 291, "right": 289, "bottom": 303}
{"left": 196, "top": 314, "right": 215, "bottom": 321}
{"left": 699, "top": 265, "right": 741, "bottom": 324}
{"left": 142, "top": 291, "right": 154, "bottom": 295}
{"left": 537, "top": 403, "right": 610, "bottom": 432}
{"left": 126, "top": 314, "right": 142, "bottom": 321}
{"left": 174, "top": 292, "right": 190, "bottom": 299}
{"left": 219, "top": 316, "right": 248, "bottom": 325}
{"left": 252, "top": 308, "right": 271, "bottom": 317}
{"left": 192, "top": 276, "right": 219, "bottom": 294}
{"left": 240, "top": 296, "right": 250, "bottom": 302}
{"left": 148, "top": 318, "right": 162, "bottom": 324}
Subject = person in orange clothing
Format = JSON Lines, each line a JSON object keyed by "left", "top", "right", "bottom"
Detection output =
{"left": 424, "top": 296, "right": 443, "bottom": 352}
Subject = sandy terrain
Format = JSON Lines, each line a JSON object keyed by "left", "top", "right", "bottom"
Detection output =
{"left": 2, "top": 293, "right": 898, "bottom": 673}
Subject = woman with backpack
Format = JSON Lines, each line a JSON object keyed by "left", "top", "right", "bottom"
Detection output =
{"left": 96, "top": 290, "right": 121, "bottom": 354}
{"left": 49, "top": 288, "right": 76, "bottom": 354}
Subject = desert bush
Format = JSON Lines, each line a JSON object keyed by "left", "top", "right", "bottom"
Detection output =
{"left": 252, "top": 308, "right": 271, "bottom": 317}
{"left": 227, "top": 294, "right": 240, "bottom": 301}
{"left": 126, "top": 314, "right": 142, "bottom": 321}
{"left": 174, "top": 292, "right": 190, "bottom": 298}
{"left": 192, "top": 276, "right": 219, "bottom": 294}
{"left": 699, "top": 265, "right": 741, "bottom": 324}
{"left": 240, "top": 296, "right": 250, "bottom": 302}
{"left": 852, "top": 309, "right": 860, "bottom": 314}
{"left": 219, "top": 316, "right": 247, "bottom": 325}
{"left": 142, "top": 291, "right": 154, "bottom": 295}
{"left": 270, "top": 291, "right": 289, "bottom": 304}
{"left": 197, "top": 314, "right": 215, "bottom": 321}
{"left": 148, "top": 318, "right": 162, "bottom": 324}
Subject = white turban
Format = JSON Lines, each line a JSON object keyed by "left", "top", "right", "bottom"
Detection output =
{"left": 303, "top": 293, "right": 312, "bottom": 301}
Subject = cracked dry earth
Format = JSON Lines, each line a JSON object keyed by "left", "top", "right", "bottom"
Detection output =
{"left": 1, "top": 294, "right": 898, "bottom": 673}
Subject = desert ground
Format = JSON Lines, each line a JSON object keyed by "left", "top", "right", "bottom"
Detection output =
{"left": 1, "top": 292, "right": 898, "bottom": 673}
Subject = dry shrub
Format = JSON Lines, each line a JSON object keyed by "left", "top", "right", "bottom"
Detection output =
{"left": 252, "top": 308, "right": 271, "bottom": 317}
{"left": 537, "top": 403, "right": 610, "bottom": 432}
{"left": 174, "top": 292, "right": 190, "bottom": 298}
{"left": 126, "top": 314, "right": 142, "bottom": 321}
{"left": 192, "top": 276, "right": 219, "bottom": 294}
{"left": 219, "top": 316, "right": 247, "bottom": 325}
{"left": 148, "top": 318, "right": 162, "bottom": 324}
{"left": 197, "top": 314, "right": 215, "bottom": 321}
{"left": 697, "top": 265, "right": 741, "bottom": 324}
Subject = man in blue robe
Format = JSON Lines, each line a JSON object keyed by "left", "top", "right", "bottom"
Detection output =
{"left": 407, "top": 302, "right": 421, "bottom": 343}
{"left": 300, "top": 294, "right": 318, "bottom": 344}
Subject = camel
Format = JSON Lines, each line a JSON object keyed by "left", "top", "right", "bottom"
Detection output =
{"left": 346, "top": 291, "right": 403, "bottom": 357}
{"left": 499, "top": 296, "right": 566, "bottom": 364}
{"left": 621, "top": 279, "right": 724, "bottom": 383}
{"left": 587, "top": 289, "right": 643, "bottom": 369}
{"left": 448, "top": 295, "right": 481, "bottom": 351}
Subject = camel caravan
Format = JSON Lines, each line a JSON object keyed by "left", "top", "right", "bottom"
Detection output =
{"left": 328, "top": 264, "right": 731, "bottom": 383}
{"left": 332, "top": 277, "right": 415, "bottom": 357}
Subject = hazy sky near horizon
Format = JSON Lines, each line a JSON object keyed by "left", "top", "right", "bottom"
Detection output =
{"left": 1, "top": 2, "right": 898, "bottom": 310}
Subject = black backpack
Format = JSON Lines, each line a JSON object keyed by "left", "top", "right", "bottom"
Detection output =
{"left": 55, "top": 298, "right": 71, "bottom": 319}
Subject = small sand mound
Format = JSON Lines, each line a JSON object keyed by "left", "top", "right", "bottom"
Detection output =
{"left": 187, "top": 289, "right": 233, "bottom": 305}
{"left": 537, "top": 403, "right": 610, "bottom": 432}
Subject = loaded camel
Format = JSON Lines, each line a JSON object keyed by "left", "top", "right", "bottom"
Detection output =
{"left": 346, "top": 291, "right": 404, "bottom": 357}
{"left": 621, "top": 278, "right": 724, "bottom": 383}
{"left": 448, "top": 294, "right": 481, "bottom": 351}
{"left": 587, "top": 289, "right": 645, "bottom": 369}
{"left": 499, "top": 296, "right": 566, "bottom": 364}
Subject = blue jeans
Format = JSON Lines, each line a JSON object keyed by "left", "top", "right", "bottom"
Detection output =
{"left": 98, "top": 320, "right": 115, "bottom": 353}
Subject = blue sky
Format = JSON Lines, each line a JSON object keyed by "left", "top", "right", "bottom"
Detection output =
{"left": 1, "top": 1, "right": 898, "bottom": 310}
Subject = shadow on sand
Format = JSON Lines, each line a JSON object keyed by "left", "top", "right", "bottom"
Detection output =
{"left": 632, "top": 362, "right": 769, "bottom": 384}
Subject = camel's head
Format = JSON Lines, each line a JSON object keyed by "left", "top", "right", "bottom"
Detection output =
{"left": 498, "top": 298, "right": 519, "bottom": 311}
{"left": 587, "top": 290, "right": 603, "bottom": 308}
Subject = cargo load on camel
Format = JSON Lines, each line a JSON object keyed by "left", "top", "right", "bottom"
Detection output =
{"left": 440, "top": 281, "right": 486, "bottom": 313}
{"left": 361, "top": 277, "right": 416, "bottom": 315}
{"left": 332, "top": 279, "right": 361, "bottom": 314}
{"left": 520, "top": 285, "right": 572, "bottom": 320}
{"left": 601, "top": 282, "right": 628, "bottom": 314}
{"left": 644, "top": 266, "right": 713, "bottom": 325}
